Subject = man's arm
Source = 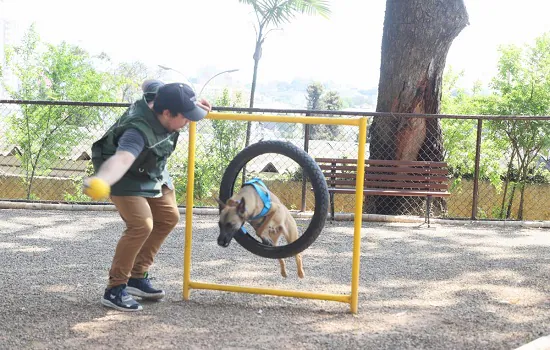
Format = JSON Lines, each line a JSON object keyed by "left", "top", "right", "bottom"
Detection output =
{"left": 93, "top": 150, "right": 137, "bottom": 186}
{"left": 85, "top": 128, "right": 145, "bottom": 188}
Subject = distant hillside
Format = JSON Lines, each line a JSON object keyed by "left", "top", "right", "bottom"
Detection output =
{"left": 226, "top": 78, "right": 378, "bottom": 110}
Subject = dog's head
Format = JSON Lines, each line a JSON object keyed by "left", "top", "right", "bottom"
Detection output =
{"left": 215, "top": 197, "right": 248, "bottom": 247}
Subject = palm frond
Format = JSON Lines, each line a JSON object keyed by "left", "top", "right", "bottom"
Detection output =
{"left": 242, "top": 0, "right": 331, "bottom": 28}
{"left": 239, "top": 0, "right": 266, "bottom": 20}
{"left": 295, "top": 0, "right": 331, "bottom": 18}
{"left": 265, "top": 0, "right": 296, "bottom": 27}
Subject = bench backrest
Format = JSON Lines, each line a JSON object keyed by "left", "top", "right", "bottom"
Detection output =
{"left": 315, "top": 158, "right": 449, "bottom": 192}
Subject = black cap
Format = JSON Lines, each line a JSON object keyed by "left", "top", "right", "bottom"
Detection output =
{"left": 154, "top": 83, "right": 208, "bottom": 121}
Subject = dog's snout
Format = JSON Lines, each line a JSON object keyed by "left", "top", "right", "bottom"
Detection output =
{"left": 261, "top": 237, "right": 273, "bottom": 246}
{"left": 217, "top": 237, "right": 230, "bottom": 247}
{"left": 217, "top": 232, "right": 233, "bottom": 248}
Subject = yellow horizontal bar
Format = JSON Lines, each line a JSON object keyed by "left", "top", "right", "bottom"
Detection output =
{"left": 189, "top": 281, "right": 351, "bottom": 303}
{"left": 207, "top": 112, "right": 361, "bottom": 126}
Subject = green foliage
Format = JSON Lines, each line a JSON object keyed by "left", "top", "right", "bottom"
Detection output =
{"left": 169, "top": 88, "right": 247, "bottom": 205}
{"left": 63, "top": 161, "right": 95, "bottom": 202}
{"left": 211, "top": 88, "right": 247, "bottom": 169}
{"left": 168, "top": 134, "right": 222, "bottom": 206}
{"left": 323, "top": 91, "right": 342, "bottom": 110}
{"left": 441, "top": 32, "right": 550, "bottom": 219}
{"left": 305, "top": 82, "right": 343, "bottom": 140}
{"left": 487, "top": 34, "right": 550, "bottom": 219}
{"left": 214, "top": 88, "right": 246, "bottom": 108}
{"left": 322, "top": 90, "right": 343, "bottom": 139}
{"left": 1, "top": 25, "right": 118, "bottom": 199}
{"left": 491, "top": 35, "right": 550, "bottom": 115}
{"left": 306, "top": 82, "right": 324, "bottom": 110}
{"left": 110, "top": 61, "right": 154, "bottom": 103}
{"left": 440, "top": 68, "right": 507, "bottom": 189}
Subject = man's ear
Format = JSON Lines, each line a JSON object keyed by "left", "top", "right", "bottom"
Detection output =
{"left": 237, "top": 197, "right": 246, "bottom": 217}
{"left": 214, "top": 197, "right": 226, "bottom": 209}
{"left": 162, "top": 109, "right": 175, "bottom": 118}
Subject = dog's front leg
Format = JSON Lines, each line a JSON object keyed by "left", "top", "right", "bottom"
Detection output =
{"left": 254, "top": 211, "right": 276, "bottom": 244}
{"left": 295, "top": 254, "right": 304, "bottom": 279}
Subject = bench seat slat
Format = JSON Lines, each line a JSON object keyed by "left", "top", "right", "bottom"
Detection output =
{"left": 315, "top": 158, "right": 360, "bottom": 164}
{"left": 366, "top": 159, "right": 448, "bottom": 167}
{"left": 316, "top": 158, "right": 448, "bottom": 167}
{"left": 329, "top": 188, "right": 450, "bottom": 197}
{"left": 365, "top": 174, "right": 449, "bottom": 182}
{"left": 323, "top": 173, "right": 449, "bottom": 183}
{"left": 367, "top": 166, "right": 448, "bottom": 175}
{"left": 322, "top": 173, "right": 358, "bottom": 179}
{"left": 326, "top": 180, "right": 449, "bottom": 190}
{"left": 319, "top": 164, "right": 448, "bottom": 174}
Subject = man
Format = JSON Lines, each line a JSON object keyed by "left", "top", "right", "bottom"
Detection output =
{"left": 86, "top": 82, "right": 212, "bottom": 311}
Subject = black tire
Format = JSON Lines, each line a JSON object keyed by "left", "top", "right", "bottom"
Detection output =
{"left": 219, "top": 140, "right": 329, "bottom": 259}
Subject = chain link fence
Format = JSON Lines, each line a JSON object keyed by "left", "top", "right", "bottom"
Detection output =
{"left": 1, "top": 100, "right": 550, "bottom": 221}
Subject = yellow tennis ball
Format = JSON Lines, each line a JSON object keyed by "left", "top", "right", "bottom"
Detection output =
{"left": 85, "top": 178, "right": 111, "bottom": 200}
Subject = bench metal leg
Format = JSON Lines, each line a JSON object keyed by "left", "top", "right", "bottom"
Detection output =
{"left": 426, "top": 196, "right": 432, "bottom": 227}
{"left": 330, "top": 192, "right": 335, "bottom": 221}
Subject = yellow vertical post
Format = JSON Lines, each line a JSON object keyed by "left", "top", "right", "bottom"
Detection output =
{"left": 183, "top": 121, "right": 197, "bottom": 300}
{"left": 350, "top": 117, "right": 368, "bottom": 314}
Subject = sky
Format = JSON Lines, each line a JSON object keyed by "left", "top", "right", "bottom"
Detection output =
{"left": 1, "top": 0, "right": 550, "bottom": 91}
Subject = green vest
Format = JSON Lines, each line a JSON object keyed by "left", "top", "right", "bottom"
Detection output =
{"left": 91, "top": 98, "right": 179, "bottom": 197}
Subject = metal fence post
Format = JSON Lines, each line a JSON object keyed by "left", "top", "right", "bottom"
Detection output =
{"left": 471, "top": 118, "right": 483, "bottom": 219}
{"left": 301, "top": 113, "right": 311, "bottom": 212}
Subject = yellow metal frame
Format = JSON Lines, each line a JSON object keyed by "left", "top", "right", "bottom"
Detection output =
{"left": 183, "top": 112, "right": 367, "bottom": 314}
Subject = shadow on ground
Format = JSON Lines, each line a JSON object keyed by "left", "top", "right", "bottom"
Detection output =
{"left": 0, "top": 209, "right": 548, "bottom": 349}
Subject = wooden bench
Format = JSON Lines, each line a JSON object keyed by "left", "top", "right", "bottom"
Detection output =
{"left": 315, "top": 158, "right": 451, "bottom": 225}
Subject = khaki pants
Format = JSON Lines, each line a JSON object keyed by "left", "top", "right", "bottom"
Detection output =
{"left": 108, "top": 186, "right": 180, "bottom": 287}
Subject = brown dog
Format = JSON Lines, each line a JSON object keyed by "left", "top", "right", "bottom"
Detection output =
{"left": 216, "top": 179, "right": 304, "bottom": 278}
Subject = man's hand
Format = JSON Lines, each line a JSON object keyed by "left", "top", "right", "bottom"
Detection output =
{"left": 83, "top": 177, "right": 111, "bottom": 200}
{"left": 197, "top": 98, "right": 212, "bottom": 112}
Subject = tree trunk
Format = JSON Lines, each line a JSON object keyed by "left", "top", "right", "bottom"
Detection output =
{"left": 244, "top": 53, "right": 260, "bottom": 149}
{"left": 368, "top": 0, "right": 469, "bottom": 215}
{"left": 518, "top": 181, "right": 526, "bottom": 220}
{"left": 249, "top": 51, "right": 261, "bottom": 108}
{"left": 506, "top": 183, "right": 517, "bottom": 219}
{"left": 517, "top": 165, "right": 529, "bottom": 220}
{"left": 243, "top": 33, "right": 263, "bottom": 183}
{"left": 500, "top": 150, "right": 516, "bottom": 218}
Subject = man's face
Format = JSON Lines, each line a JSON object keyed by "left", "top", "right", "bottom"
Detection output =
{"left": 160, "top": 111, "right": 190, "bottom": 132}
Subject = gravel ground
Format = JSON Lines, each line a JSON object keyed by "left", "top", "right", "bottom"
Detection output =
{"left": 0, "top": 208, "right": 549, "bottom": 350}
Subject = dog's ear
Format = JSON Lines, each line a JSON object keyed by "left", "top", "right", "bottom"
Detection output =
{"left": 227, "top": 198, "right": 239, "bottom": 207}
{"left": 237, "top": 197, "right": 246, "bottom": 216}
{"left": 214, "top": 197, "right": 226, "bottom": 209}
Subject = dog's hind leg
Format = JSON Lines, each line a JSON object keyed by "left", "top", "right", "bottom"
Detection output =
{"left": 295, "top": 254, "right": 304, "bottom": 279}
{"left": 268, "top": 228, "right": 288, "bottom": 278}
{"left": 283, "top": 222, "right": 305, "bottom": 279}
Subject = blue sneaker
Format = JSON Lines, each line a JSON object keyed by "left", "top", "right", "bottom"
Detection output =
{"left": 127, "top": 272, "right": 165, "bottom": 300}
{"left": 101, "top": 284, "right": 142, "bottom": 312}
